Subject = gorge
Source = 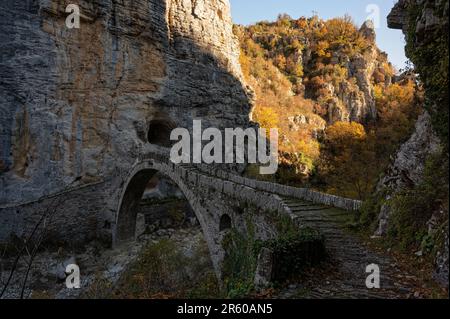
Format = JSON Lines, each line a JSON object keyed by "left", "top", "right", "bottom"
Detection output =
{"left": 0, "top": 0, "right": 448, "bottom": 299}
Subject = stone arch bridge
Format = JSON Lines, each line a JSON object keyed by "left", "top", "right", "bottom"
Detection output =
{"left": 0, "top": 145, "right": 361, "bottom": 277}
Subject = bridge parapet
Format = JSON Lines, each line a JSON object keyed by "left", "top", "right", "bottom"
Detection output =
{"left": 142, "top": 144, "right": 362, "bottom": 212}
{"left": 0, "top": 144, "right": 360, "bottom": 250}
{"left": 193, "top": 163, "right": 362, "bottom": 211}
{"left": 141, "top": 145, "right": 297, "bottom": 217}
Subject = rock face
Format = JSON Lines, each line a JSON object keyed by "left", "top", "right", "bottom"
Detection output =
{"left": 376, "top": 0, "right": 449, "bottom": 287}
{"left": 287, "top": 114, "right": 326, "bottom": 138}
{"left": 239, "top": 17, "right": 394, "bottom": 126}
{"left": 376, "top": 112, "right": 440, "bottom": 196}
{"left": 328, "top": 21, "right": 385, "bottom": 123}
{"left": 375, "top": 112, "right": 440, "bottom": 235}
{"left": 388, "top": 0, "right": 449, "bottom": 37}
{"left": 309, "top": 20, "right": 390, "bottom": 124}
{"left": 0, "top": 0, "right": 252, "bottom": 205}
{"left": 254, "top": 247, "right": 274, "bottom": 290}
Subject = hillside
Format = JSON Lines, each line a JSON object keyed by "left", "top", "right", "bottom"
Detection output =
{"left": 236, "top": 8, "right": 448, "bottom": 289}
{"left": 236, "top": 15, "right": 422, "bottom": 198}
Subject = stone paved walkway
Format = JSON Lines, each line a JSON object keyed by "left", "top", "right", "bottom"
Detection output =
{"left": 278, "top": 196, "right": 418, "bottom": 299}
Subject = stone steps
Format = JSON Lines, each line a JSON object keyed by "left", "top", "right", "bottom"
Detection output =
{"left": 290, "top": 207, "right": 333, "bottom": 213}
{"left": 277, "top": 196, "right": 416, "bottom": 299}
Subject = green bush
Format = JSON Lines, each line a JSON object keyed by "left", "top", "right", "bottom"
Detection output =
{"left": 356, "top": 189, "right": 388, "bottom": 232}
{"left": 112, "top": 238, "right": 220, "bottom": 299}
{"left": 222, "top": 229, "right": 258, "bottom": 298}
{"left": 386, "top": 151, "right": 449, "bottom": 252}
{"left": 221, "top": 206, "right": 327, "bottom": 296}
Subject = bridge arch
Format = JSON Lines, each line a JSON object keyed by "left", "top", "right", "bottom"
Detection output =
{"left": 115, "top": 168, "right": 157, "bottom": 242}
{"left": 113, "top": 160, "right": 224, "bottom": 277}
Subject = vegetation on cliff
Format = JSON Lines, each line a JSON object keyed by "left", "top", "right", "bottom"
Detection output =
{"left": 373, "top": 1, "right": 448, "bottom": 260}
{"left": 236, "top": 15, "right": 421, "bottom": 199}
{"left": 405, "top": 1, "right": 449, "bottom": 147}
{"left": 351, "top": 0, "right": 449, "bottom": 288}
{"left": 237, "top": 9, "right": 448, "bottom": 285}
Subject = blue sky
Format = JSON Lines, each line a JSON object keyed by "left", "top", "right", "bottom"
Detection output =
{"left": 229, "top": 0, "right": 408, "bottom": 70}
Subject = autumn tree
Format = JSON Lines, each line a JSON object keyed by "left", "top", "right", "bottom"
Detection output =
{"left": 236, "top": 14, "right": 419, "bottom": 195}
{"left": 253, "top": 106, "right": 280, "bottom": 130}
{"left": 373, "top": 79, "right": 422, "bottom": 162}
{"left": 318, "top": 122, "right": 377, "bottom": 200}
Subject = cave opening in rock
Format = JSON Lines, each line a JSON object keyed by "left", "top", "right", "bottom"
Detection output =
{"left": 147, "top": 119, "right": 176, "bottom": 147}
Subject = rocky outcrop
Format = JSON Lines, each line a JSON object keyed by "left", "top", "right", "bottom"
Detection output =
{"left": 376, "top": 112, "right": 440, "bottom": 195}
{"left": 376, "top": 0, "right": 449, "bottom": 287}
{"left": 240, "top": 17, "right": 394, "bottom": 126}
{"left": 287, "top": 114, "right": 326, "bottom": 138}
{"left": 0, "top": 0, "right": 252, "bottom": 205}
{"left": 375, "top": 112, "right": 440, "bottom": 235}
{"left": 326, "top": 21, "right": 388, "bottom": 123}
{"left": 388, "top": 0, "right": 449, "bottom": 38}
{"left": 359, "top": 20, "right": 376, "bottom": 43}
{"left": 304, "top": 20, "right": 392, "bottom": 124}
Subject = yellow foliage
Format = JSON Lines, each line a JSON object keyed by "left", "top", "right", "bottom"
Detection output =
{"left": 294, "top": 139, "right": 320, "bottom": 161}
{"left": 319, "top": 122, "right": 378, "bottom": 199}
{"left": 373, "top": 84, "right": 384, "bottom": 100}
{"left": 374, "top": 80, "right": 422, "bottom": 158}
{"left": 253, "top": 106, "right": 280, "bottom": 129}
{"left": 323, "top": 16, "right": 369, "bottom": 53}
{"left": 316, "top": 41, "right": 331, "bottom": 57}
{"left": 325, "top": 121, "right": 366, "bottom": 147}
{"left": 235, "top": 15, "right": 419, "bottom": 195}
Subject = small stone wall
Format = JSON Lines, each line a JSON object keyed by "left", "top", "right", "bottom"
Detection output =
{"left": 0, "top": 178, "right": 121, "bottom": 245}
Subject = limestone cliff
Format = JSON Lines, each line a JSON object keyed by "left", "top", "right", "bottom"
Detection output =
{"left": 375, "top": 112, "right": 440, "bottom": 234}
{"left": 322, "top": 20, "right": 386, "bottom": 123}
{"left": 374, "top": 0, "right": 448, "bottom": 287}
{"left": 237, "top": 17, "right": 395, "bottom": 125}
{"left": 236, "top": 16, "right": 397, "bottom": 179}
{"left": 0, "top": 0, "right": 252, "bottom": 205}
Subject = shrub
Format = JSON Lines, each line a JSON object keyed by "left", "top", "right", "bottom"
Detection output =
{"left": 386, "top": 151, "right": 449, "bottom": 252}
{"left": 222, "top": 229, "right": 258, "bottom": 298}
{"left": 221, "top": 209, "right": 326, "bottom": 295}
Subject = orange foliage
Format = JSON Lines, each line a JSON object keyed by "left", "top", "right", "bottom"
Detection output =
{"left": 318, "top": 122, "right": 377, "bottom": 199}
{"left": 236, "top": 14, "right": 420, "bottom": 193}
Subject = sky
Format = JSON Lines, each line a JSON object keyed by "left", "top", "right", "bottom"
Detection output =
{"left": 229, "top": 0, "right": 408, "bottom": 71}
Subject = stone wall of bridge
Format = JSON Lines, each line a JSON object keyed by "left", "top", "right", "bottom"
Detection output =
{"left": 0, "top": 145, "right": 361, "bottom": 278}
{"left": 0, "top": 147, "right": 295, "bottom": 277}
{"left": 194, "top": 164, "right": 363, "bottom": 211}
